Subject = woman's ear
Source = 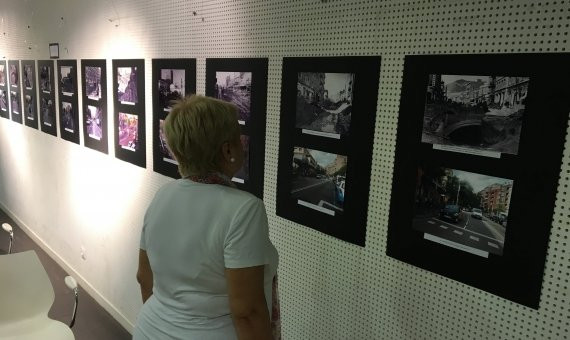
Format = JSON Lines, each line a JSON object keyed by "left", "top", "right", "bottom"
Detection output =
{"left": 220, "top": 141, "right": 233, "bottom": 163}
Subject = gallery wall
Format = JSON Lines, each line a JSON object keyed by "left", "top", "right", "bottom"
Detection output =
{"left": 0, "top": 0, "right": 569, "bottom": 339}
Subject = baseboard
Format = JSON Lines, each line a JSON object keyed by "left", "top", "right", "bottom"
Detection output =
{"left": 0, "top": 202, "right": 135, "bottom": 334}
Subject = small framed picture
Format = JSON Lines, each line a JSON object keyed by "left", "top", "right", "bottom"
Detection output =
{"left": 49, "top": 43, "right": 59, "bottom": 59}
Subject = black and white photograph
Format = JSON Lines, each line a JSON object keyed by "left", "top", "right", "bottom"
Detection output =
{"left": 25, "top": 95, "right": 34, "bottom": 120}
{"left": 10, "top": 91, "right": 19, "bottom": 114}
{"left": 158, "top": 69, "right": 185, "bottom": 111}
{"left": 0, "top": 90, "right": 7, "bottom": 111}
{"left": 117, "top": 67, "right": 138, "bottom": 104}
{"left": 215, "top": 72, "right": 251, "bottom": 124}
{"left": 85, "top": 66, "right": 102, "bottom": 100}
{"left": 413, "top": 166, "right": 513, "bottom": 257}
{"left": 60, "top": 66, "right": 74, "bottom": 96}
{"left": 296, "top": 72, "right": 354, "bottom": 138}
{"left": 118, "top": 112, "right": 139, "bottom": 151}
{"left": 41, "top": 97, "right": 54, "bottom": 127}
{"left": 23, "top": 64, "right": 33, "bottom": 89}
{"left": 9, "top": 64, "right": 18, "bottom": 87}
{"left": 158, "top": 119, "right": 176, "bottom": 164}
{"left": 291, "top": 147, "right": 348, "bottom": 216}
{"left": 61, "top": 101, "right": 75, "bottom": 132}
{"left": 422, "top": 75, "right": 528, "bottom": 156}
{"left": 40, "top": 66, "right": 51, "bottom": 93}
{"left": 0, "top": 64, "right": 5, "bottom": 86}
{"left": 233, "top": 135, "right": 250, "bottom": 183}
{"left": 85, "top": 105, "right": 103, "bottom": 140}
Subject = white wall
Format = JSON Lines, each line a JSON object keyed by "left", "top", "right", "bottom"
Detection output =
{"left": 1, "top": 0, "right": 570, "bottom": 339}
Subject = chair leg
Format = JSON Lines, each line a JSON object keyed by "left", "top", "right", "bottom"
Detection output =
{"left": 65, "top": 276, "right": 79, "bottom": 328}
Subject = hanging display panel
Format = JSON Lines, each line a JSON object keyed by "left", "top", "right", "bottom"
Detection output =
{"left": 152, "top": 58, "right": 196, "bottom": 178}
{"left": 387, "top": 53, "right": 570, "bottom": 309}
{"left": 21, "top": 60, "right": 38, "bottom": 129}
{"left": 205, "top": 58, "right": 269, "bottom": 199}
{"left": 276, "top": 56, "right": 381, "bottom": 246}
{"left": 113, "top": 59, "right": 146, "bottom": 168}
{"left": 57, "top": 60, "right": 80, "bottom": 144}
{"left": 0, "top": 60, "right": 9, "bottom": 120}
{"left": 8, "top": 60, "right": 23, "bottom": 124}
{"left": 37, "top": 60, "right": 57, "bottom": 137}
{"left": 81, "top": 59, "right": 108, "bottom": 154}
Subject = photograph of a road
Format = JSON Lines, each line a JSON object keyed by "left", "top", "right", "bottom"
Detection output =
{"left": 413, "top": 166, "right": 513, "bottom": 256}
{"left": 215, "top": 72, "right": 251, "bottom": 123}
{"left": 86, "top": 105, "right": 103, "bottom": 140}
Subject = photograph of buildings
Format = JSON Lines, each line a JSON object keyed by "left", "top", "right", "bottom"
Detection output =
{"left": 158, "top": 119, "right": 176, "bottom": 163}
{"left": 85, "top": 66, "right": 102, "bottom": 100}
{"left": 291, "top": 147, "right": 347, "bottom": 214}
{"left": 40, "top": 66, "right": 51, "bottom": 93}
{"left": 234, "top": 135, "right": 250, "bottom": 182}
{"left": 10, "top": 91, "right": 19, "bottom": 114}
{"left": 215, "top": 72, "right": 251, "bottom": 123}
{"left": 0, "top": 90, "right": 7, "bottom": 111}
{"left": 9, "top": 64, "right": 18, "bottom": 86}
{"left": 86, "top": 105, "right": 103, "bottom": 140}
{"left": 159, "top": 69, "right": 185, "bottom": 110}
{"left": 61, "top": 101, "right": 75, "bottom": 132}
{"left": 60, "top": 66, "right": 74, "bottom": 95}
{"left": 24, "top": 64, "right": 33, "bottom": 89}
{"left": 25, "top": 95, "right": 34, "bottom": 120}
{"left": 118, "top": 112, "right": 138, "bottom": 151}
{"left": 41, "top": 97, "right": 54, "bottom": 126}
{"left": 422, "top": 74, "right": 528, "bottom": 155}
{"left": 413, "top": 165, "right": 513, "bottom": 256}
{"left": 296, "top": 72, "right": 354, "bottom": 137}
{"left": 0, "top": 64, "right": 5, "bottom": 85}
{"left": 117, "top": 67, "right": 138, "bottom": 104}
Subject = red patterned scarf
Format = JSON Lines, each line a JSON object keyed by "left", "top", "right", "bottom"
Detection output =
{"left": 186, "top": 172, "right": 282, "bottom": 340}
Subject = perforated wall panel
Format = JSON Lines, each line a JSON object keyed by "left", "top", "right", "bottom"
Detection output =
{"left": 0, "top": 0, "right": 569, "bottom": 339}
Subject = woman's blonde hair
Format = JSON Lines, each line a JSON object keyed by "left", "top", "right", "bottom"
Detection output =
{"left": 164, "top": 95, "right": 240, "bottom": 177}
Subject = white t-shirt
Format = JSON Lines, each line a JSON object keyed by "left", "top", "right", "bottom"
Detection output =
{"left": 133, "top": 179, "right": 278, "bottom": 340}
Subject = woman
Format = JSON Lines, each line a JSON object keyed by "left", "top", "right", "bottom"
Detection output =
{"left": 134, "top": 95, "right": 278, "bottom": 340}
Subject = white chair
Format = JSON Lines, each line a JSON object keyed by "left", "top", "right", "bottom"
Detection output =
{"left": 2, "top": 222, "right": 14, "bottom": 254}
{"left": 0, "top": 250, "right": 75, "bottom": 340}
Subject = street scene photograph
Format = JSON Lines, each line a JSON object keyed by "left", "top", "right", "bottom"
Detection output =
{"left": 422, "top": 74, "right": 528, "bottom": 156}
{"left": 0, "top": 64, "right": 5, "bottom": 85}
{"left": 24, "top": 64, "right": 33, "bottom": 89}
{"left": 40, "top": 66, "right": 51, "bottom": 93}
{"left": 413, "top": 165, "right": 513, "bottom": 256}
{"left": 118, "top": 112, "right": 138, "bottom": 151}
{"left": 0, "top": 90, "right": 7, "bottom": 111}
{"left": 25, "top": 95, "right": 34, "bottom": 120}
{"left": 86, "top": 105, "right": 103, "bottom": 140}
{"left": 233, "top": 135, "right": 250, "bottom": 182}
{"left": 117, "top": 67, "right": 138, "bottom": 104}
{"left": 10, "top": 91, "right": 19, "bottom": 114}
{"left": 41, "top": 98, "right": 54, "bottom": 126}
{"left": 296, "top": 72, "right": 354, "bottom": 138}
{"left": 85, "top": 66, "right": 102, "bottom": 100}
{"left": 9, "top": 64, "right": 18, "bottom": 86}
{"left": 61, "top": 101, "right": 75, "bottom": 132}
{"left": 215, "top": 72, "right": 251, "bottom": 124}
{"left": 159, "top": 69, "right": 185, "bottom": 110}
{"left": 291, "top": 146, "right": 347, "bottom": 215}
{"left": 60, "top": 66, "right": 74, "bottom": 95}
{"left": 159, "top": 119, "right": 176, "bottom": 163}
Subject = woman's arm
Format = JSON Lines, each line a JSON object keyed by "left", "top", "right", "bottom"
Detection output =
{"left": 225, "top": 265, "right": 272, "bottom": 340}
{"left": 136, "top": 249, "right": 153, "bottom": 303}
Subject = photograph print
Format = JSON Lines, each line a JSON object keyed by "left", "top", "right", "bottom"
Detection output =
{"left": 60, "top": 66, "right": 74, "bottom": 96}
{"left": 158, "top": 69, "right": 185, "bottom": 111}
{"left": 117, "top": 67, "right": 138, "bottom": 104}
{"left": 10, "top": 91, "right": 20, "bottom": 114}
{"left": 233, "top": 135, "right": 250, "bottom": 183}
{"left": 25, "top": 95, "right": 34, "bottom": 121}
{"left": 422, "top": 74, "right": 528, "bottom": 156}
{"left": 291, "top": 147, "right": 348, "bottom": 216}
{"left": 23, "top": 64, "right": 33, "bottom": 89}
{"left": 85, "top": 66, "right": 102, "bottom": 100}
{"left": 296, "top": 72, "right": 354, "bottom": 138}
{"left": 0, "top": 64, "right": 5, "bottom": 86}
{"left": 413, "top": 165, "right": 513, "bottom": 257}
{"left": 9, "top": 64, "right": 18, "bottom": 87}
{"left": 158, "top": 119, "right": 176, "bottom": 164}
{"left": 0, "top": 90, "right": 7, "bottom": 111}
{"left": 61, "top": 101, "right": 75, "bottom": 132}
{"left": 40, "top": 65, "right": 51, "bottom": 93}
{"left": 215, "top": 72, "right": 251, "bottom": 124}
{"left": 85, "top": 105, "right": 103, "bottom": 140}
{"left": 118, "top": 112, "right": 139, "bottom": 151}
{"left": 40, "top": 97, "right": 55, "bottom": 127}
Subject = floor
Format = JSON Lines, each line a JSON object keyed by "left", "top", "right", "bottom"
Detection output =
{"left": 0, "top": 208, "right": 132, "bottom": 340}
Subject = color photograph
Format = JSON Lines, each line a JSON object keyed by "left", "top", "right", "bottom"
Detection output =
{"left": 61, "top": 101, "right": 75, "bottom": 132}
{"left": 117, "top": 67, "right": 138, "bottom": 104}
{"left": 86, "top": 105, "right": 103, "bottom": 140}
{"left": 60, "top": 66, "right": 74, "bottom": 95}
{"left": 215, "top": 72, "right": 251, "bottom": 124}
{"left": 233, "top": 135, "right": 250, "bottom": 182}
{"left": 118, "top": 112, "right": 138, "bottom": 151}
{"left": 85, "top": 66, "right": 102, "bottom": 100}
{"left": 25, "top": 95, "right": 34, "bottom": 120}
{"left": 296, "top": 72, "right": 354, "bottom": 137}
{"left": 23, "top": 64, "right": 33, "bottom": 89}
{"left": 9, "top": 64, "right": 18, "bottom": 87}
{"left": 158, "top": 119, "right": 176, "bottom": 163}
{"left": 413, "top": 165, "right": 513, "bottom": 256}
{"left": 422, "top": 74, "right": 528, "bottom": 156}
{"left": 40, "top": 66, "right": 51, "bottom": 93}
{"left": 291, "top": 147, "right": 347, "bottom": 215}
{"left": 41, "top": 97, "right": 54, "bottom": 126}
{"left": 10, "top": 91, "right": 19, "bottom": 114}
{"left": 158, "top": 69, "right": 185, "bottom": 110}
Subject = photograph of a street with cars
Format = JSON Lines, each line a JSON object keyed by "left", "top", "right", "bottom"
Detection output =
{"left": 296, "top": 72, "right": 354, "bottom": 137}
{"left": 422, "top": 74, "right": 528, "bottom": 156}
{"left": 413, "top": 166, "right": 513, "bottom": 256}
{"left": 215, "top": 72, "right": 251, "bottom": 124}
{"left": 291, "top": 147, "right": 347, "bottom": 215}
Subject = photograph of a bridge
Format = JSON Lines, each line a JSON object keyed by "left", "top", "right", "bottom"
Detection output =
{"left": 422, "top": 74, "right": 528, "bottom": 156}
